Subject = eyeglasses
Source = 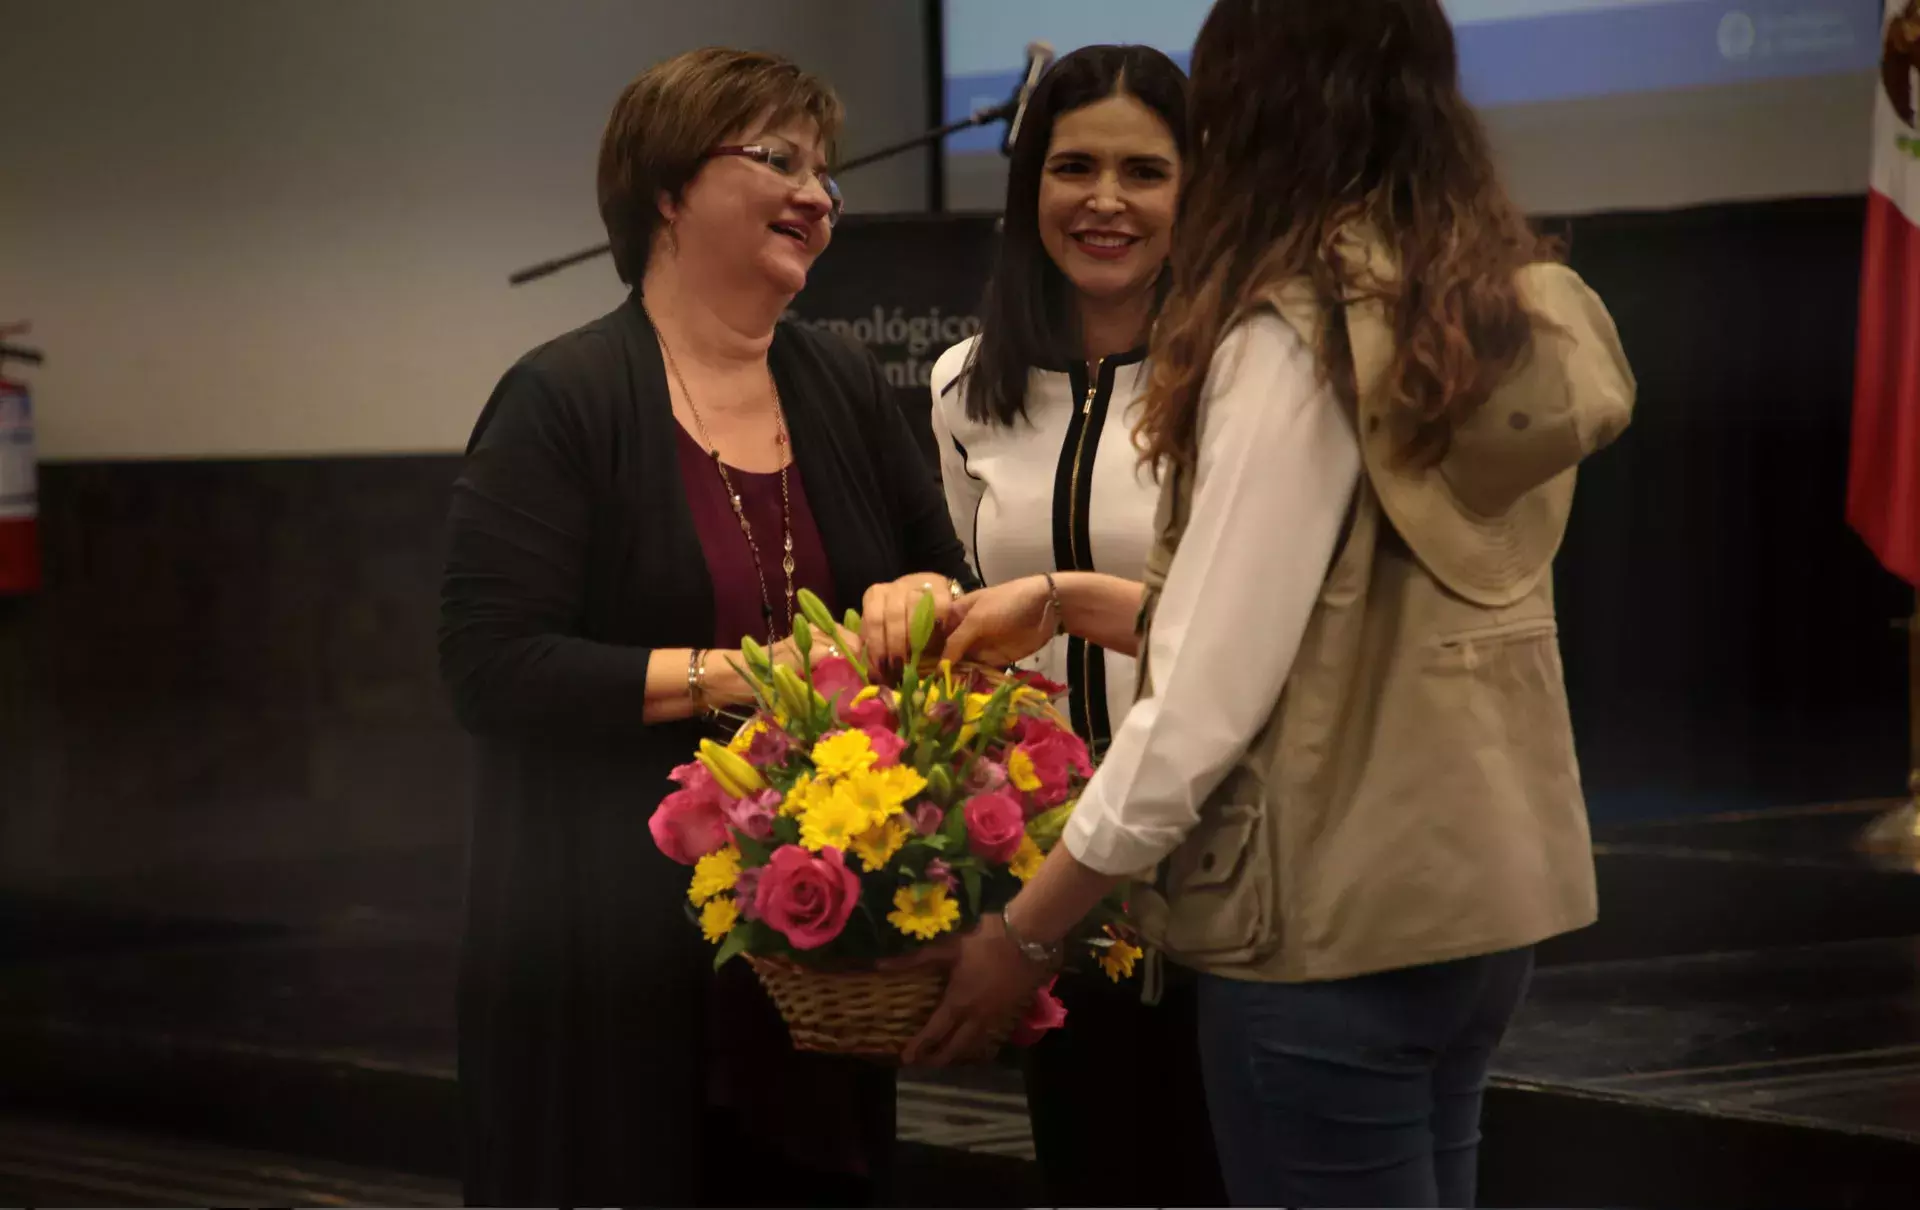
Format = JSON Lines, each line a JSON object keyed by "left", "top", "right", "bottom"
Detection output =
{"left": 709, "top": 141, "right": 844, "bottom": 226}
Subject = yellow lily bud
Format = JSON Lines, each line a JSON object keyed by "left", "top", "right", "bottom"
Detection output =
{"left": 698, "top": 738, "right": 767, "bottom": 797}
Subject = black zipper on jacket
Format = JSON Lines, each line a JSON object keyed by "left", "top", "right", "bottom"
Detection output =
{"left": 1052, "top": 356, "right": 1133, "bottom": 756}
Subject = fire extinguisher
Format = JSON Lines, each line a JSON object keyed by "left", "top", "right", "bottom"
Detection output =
{"left": 0, "top": 321, "right": 44, "bottom": 595}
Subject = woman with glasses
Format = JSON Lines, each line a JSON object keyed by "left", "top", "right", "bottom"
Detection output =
{"left": 439, "top": 47, "right": 971, "bottom": 1208}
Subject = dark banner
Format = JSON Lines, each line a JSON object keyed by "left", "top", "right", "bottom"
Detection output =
{"left": 785, "top": 212, "right": 1000, "bottom": 466}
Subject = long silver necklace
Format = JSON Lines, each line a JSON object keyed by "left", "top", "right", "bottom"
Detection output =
{"left": 656, "top": 329, "right": 796, "bottom": 645}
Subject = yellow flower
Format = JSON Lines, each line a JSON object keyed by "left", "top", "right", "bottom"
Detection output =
{"left": 800, "top": 787, "right": 873, "bottom": 852}
{"left": 728, "top": 719, "right": 766, "bottom": 755}
{"left": 888, "top": 882, "right": 961, "bottom": 941}
{"left": 700, "top": 895, "right": 739, "bottom": 944}
{"left": 1098, "top": 931, "right": 1144, "bottom": 982}
{"left": 1007, "top": 748, "right": 1042, "bottom": 794}
{"left": 850, "top": 685, "right": 883, "bottom": 710}
{"left": 955, "top": 692, "right": 998, "bottom": 744}
{"left": 1010, "top": 834, "right": 1044, "bottom": 883}
{"left": 688, "top": 846, "right": 742, "bottom": 906}
{"left": 836, "top": 766, "right": 928, "bottom": 824}
{"left": 851, "top": 816, "right": 912, "bottom": 873}
{"left": 811, "top": 730, "right": 878, "bottom": 780}
{"left": 781, "top": 774, "right": 827, "bottom": 819}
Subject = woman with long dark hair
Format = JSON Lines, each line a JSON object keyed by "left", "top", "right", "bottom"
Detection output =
{"left": 910, "top": 3, "right": 1636, "bottom": 1205}
{"left": 927, "top": 44, "right": 1225, "bottom": 1208}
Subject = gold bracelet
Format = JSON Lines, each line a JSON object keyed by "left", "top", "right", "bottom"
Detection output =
{"left": 948, "top": 578, "right": 964, "bottom": 603}
{"left": 687, "top": 648, "right": 708, "bottom": 712}
{"left": 1042, "top": 573, "right": 1067, "bottom": 637}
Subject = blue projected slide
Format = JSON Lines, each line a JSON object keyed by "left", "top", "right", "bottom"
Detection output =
{"left": 942, "top": 0, "right": 1883, "bottom": 152}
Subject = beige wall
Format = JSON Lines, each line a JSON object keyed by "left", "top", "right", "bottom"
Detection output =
{"left": 0, "top": 0, "right": 931, "bottom": 461}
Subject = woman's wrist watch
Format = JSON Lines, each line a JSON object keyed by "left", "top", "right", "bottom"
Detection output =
{"left": 1000, "top": 906, "right": 1063, "bottom": 968}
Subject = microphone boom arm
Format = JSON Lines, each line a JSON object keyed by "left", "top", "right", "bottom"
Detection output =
{"left": 507, "top": 100, "right": 1016, "bottom": 287}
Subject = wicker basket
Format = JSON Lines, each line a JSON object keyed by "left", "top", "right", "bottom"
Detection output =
{"left": 747, "top": 955, "right": 1018, "bottom": 1059}
{"left": 738, "top": 663, "right": 1068, "bottom": 1060}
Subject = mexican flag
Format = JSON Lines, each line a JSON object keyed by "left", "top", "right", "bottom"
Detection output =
{"left": 1849, "top": 0, "right": 1920, "bottom": 587}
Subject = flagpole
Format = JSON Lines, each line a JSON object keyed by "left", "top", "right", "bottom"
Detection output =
{"left": 1859, "top": 597, "right": 1920, "bottom": 856}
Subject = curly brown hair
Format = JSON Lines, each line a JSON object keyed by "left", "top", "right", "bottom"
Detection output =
{"left": 597, "top": 48, "right": 843, "bottom": 285}
{"left": 1136, "top": 0, "right": 1553, "bottom": 474}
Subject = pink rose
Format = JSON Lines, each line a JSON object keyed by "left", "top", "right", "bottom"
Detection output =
{"left": 754, "top": 845, "right": 862, "bottom": 950}
{"left": 862, "top": 726, "right": 907, "bottom": 768}
{"left": 723, "top": 788, "right": 780, "bottom": 843}
{"left": 1013, "top": 670, "right": 1068, "bottom": 698}
{"left": 1010, "top": 977, "right": 1069, "bottom": 1046}
{"left": 648, "top": 760, "right": 730, "bottom": 865}
{"left": 811, "top": 657, "right": 866, "bottom": 718}
{"left": 963, "top": 789, "right": 1027, "bottom": 864}
{"left": 844, "top": 692, "right": 896, "bottom": 730}
{"left": 1014, "top": 718, "right": 1093, "bottom": 807}
{"left": 910, "top": 803, "right": 945, "bottom": 837}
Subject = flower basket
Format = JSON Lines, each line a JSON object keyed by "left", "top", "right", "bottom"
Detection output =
{"left": 744, "top": 956, "right": 1020, "bottom": 1058}
{"left": 652, "top": 588, "right": 1141, "bottom": 1058}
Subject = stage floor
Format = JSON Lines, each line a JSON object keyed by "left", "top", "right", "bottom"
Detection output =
{"left": 3, "top": 799, "right": 1918, "bottom": 1206}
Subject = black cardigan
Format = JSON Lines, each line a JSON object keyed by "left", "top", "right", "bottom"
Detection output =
{"left": 438, "top": 296, "right": 971, "bottom": 1206}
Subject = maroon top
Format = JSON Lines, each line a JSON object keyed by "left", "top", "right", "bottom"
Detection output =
{"left": 678, "top": 424, "right": 886, "bottom": 1178}
{"left": 676, "top": 424, "right": 839, "bottom": 647}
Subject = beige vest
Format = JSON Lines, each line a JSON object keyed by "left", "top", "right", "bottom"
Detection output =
{"left": 1131, "top": 262, "right": 1633, "bottom": 984}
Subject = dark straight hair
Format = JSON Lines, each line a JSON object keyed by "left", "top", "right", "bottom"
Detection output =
{"left": 963, "top": 44, "right": 1189, "bottom": 426}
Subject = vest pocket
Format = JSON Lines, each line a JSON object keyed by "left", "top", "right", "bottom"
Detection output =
{"left": 1155, "top": 801, "right": 1276, "bottom": 963}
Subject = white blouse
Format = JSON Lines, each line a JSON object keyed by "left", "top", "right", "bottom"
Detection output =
{"left": 1061, "top": 312, "right": 1362, "bottom": 876}
{"left": 929, "top": 336, "right": 1161, "bottom": 756}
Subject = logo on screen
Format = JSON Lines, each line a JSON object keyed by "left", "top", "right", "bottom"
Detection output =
{"left": 1717, "top": 12, "right": 1756, "bottom": 61}
{"left": 1887, "top": 1, "right": 1920, "bottom": 129}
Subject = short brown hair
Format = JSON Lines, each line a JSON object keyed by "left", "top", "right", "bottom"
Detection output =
{"left": 597, "top": 47, "right": 844, "bottom": 285}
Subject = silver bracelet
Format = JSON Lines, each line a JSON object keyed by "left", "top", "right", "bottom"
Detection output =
{"left": 1001, "top": 906, "right": 1063, "bottom": 968}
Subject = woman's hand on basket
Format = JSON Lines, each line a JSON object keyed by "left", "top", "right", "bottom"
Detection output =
{"left": 890, "top": 916, "right": 1051, "bottom": 1067}
{"left": 861, "top": 572, "right": 958, "bottom": 677}
{"left": 940, "top": 577, "right": 1056, "bottom": 667}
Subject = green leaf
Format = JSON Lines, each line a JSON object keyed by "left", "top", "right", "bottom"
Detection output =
{"left": 772, "top": 816, "right": 801, "bottom": 846}
{"left": 940, "top": 801, "right": 970, "bottom": 849}
{"left": 920, "top": 831, "right": 953, "bottom": 854}
{"left": 735, "top": 833, "right": 773, "bottom": 865}
{"left": 792, "top": 619, "right": 812, "bottom": 660}
{"left": 1026, "top": 803, "right": 1075, "bottom": 851}
{"left": 713, "top": 925, "right": 751, "bottom": 970}
{"left": 962, "top": 865, "right": 983, "bottom": 917}
{"left": 722, "top": 655, "right": 776, "bottom": 715}
{"left": 908, "top": 591, "right": 937, "bottom": 664}
{"left": 843, "top": 607, "right": 863, "bottom": 633}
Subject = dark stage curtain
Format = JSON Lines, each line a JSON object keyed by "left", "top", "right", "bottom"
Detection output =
{"left": 1548, "top": 197, "right": 1912, "bottom": 823}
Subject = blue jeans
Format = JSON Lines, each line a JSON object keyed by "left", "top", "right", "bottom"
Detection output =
{"left": 1197, "top": 947, "right": 1534, "bottom": 1208}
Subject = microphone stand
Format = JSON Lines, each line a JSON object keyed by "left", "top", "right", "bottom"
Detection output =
{"left": 507, "top": 102, "right": 1015, "bottom": 287}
